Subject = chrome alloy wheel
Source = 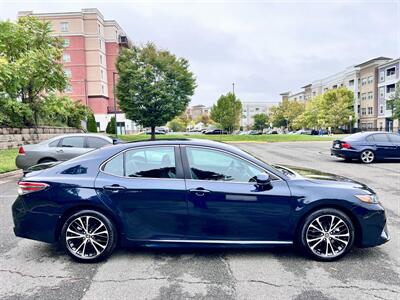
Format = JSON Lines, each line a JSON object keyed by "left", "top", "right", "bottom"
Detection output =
{"left": 306, "top": 215, "right": 350, "bottom": 258}
{"left": 361, "top": 150, "right": 374, "bottom": 163}
{"left": 65, "top": 216, "right": 109, "bottom": 259}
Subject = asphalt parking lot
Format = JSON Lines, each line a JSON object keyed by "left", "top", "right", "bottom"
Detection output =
{"left": 0, "top": 141, "right": 399, "bottom": 300}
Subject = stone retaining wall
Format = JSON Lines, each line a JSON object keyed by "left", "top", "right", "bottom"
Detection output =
{"left": 0, "top": 127, "right": 83, "bottom": 149}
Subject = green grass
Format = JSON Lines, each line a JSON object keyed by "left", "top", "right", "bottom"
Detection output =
{"left": 0, "top": 148, "right": 18, "bottom": 174}
{"left": 120, "top": 133, "right": 347, "bottom": 143}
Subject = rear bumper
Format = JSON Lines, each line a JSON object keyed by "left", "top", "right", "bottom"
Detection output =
{"left": 330, "top": 148, "right": 360, "bottom": 159}
{"left": 12, "top": 196, "right": 60, "bottom": 243}
{"left": 15, "top": 155, "right": 35, "bottom": 170}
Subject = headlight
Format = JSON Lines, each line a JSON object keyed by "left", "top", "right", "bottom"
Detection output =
{"left": 355, "top": 194, "right": 379, "bottom": 204}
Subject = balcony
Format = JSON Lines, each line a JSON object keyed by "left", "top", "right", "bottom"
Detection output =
{"left": 118, "top": 35, "right": 130, "bottom": 48}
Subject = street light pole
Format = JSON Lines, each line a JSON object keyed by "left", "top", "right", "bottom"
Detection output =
{"left": 232, "top": 82, "right": 235, "bottom": 95}
{"left": 112, "top": 72, "right": 118, "bottom": 137}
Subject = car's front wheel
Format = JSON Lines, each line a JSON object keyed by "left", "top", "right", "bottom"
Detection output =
{"left": 60, "top": 210, "right": 117, "bottom": 263}
{"left": 360, "top": 150, "right": 375, "bottom": 164}
{"left": 299, "top": 208, "right": 355, "bottom": 261}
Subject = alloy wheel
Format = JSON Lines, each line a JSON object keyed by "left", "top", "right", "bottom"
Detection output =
{"left": 305, "top": 215, "right": 350, "bottom": 259}
{"left": 360, "top": 150, "right": 374, "bottom": 163}
{"left": 65, "top": 215, "right": 109, "bottom": 259}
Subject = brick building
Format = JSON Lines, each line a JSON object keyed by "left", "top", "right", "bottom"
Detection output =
{"left": 18, "top": 8, "right": 139, "bottom": 133}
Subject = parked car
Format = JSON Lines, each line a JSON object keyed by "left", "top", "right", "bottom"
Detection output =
{"left": 13, "top": 139, "right": 388, "bottom": 262}
{"left": 145, "top": 130, "right": 166, "bottom": 135}
{"left": 331, "top": 131, "right": 400, "bottom": 163}
{"left": 248, "top": 130, "right": 262, "bottom": 135}
{"left": 16, "top": 134, "right": 121, "bottom": 170}
{"left": 203, "top": 129, "right": 228, "bottom": 134}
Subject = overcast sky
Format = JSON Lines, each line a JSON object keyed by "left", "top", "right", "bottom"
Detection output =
{"left": 1, "top": 0, "right": 399, "bottom": 106}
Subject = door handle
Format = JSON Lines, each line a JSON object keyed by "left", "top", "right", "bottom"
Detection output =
{"left": 189, "top": 188, "right": 210, "bottom": 197}
{"left": 103, "top": 184, "right": 126, "bottom": 192}
{"left": 56, "top": 149, "right": 64, "bottom": 153}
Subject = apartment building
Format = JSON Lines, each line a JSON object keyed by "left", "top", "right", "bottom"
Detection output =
{"left": 241, "top": 101, "right": 278, "bottom": 130}
{"left": 356, "top": 57, "right": 392, "bottom": 130}
{"left": 377, "top": 58, "right": 400, "bottom": 132}
{"left": 18, "top": 9, "right": 138, "bottom": 133}
{"left": 186, "top": 105, "right": 211, "bottom": 120}
{"left": 282, "top": 57, "right": 396, "bottom": 131}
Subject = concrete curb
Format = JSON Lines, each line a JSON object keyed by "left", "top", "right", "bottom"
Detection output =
{"left": 0, "top": 169, "right": 22, "bottom": 179}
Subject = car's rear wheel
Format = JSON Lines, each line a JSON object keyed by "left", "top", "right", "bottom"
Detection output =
{"left": 60, "top": 210, "right": 117, "bottom": 263}
{"left": 299, "top": 208, "right": 355, "bottom": 261}
{"left": 360, "top": 150, "right": 375, "bottom": 164}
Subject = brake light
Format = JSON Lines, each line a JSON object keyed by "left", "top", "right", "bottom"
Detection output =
{"left": 18, "top": 147, "right": 25, "bottom": 155}
{"left": 341, "top": 142, "right": 351, "bottom": 149}
{"left": 18, "top": 182, "right": 49, "bottom": 195}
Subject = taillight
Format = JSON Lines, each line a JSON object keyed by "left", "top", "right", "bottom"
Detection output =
{"left": 341, "top": 142, "right": 351, "bottom": 149}
{"left": 18, "top": 181, "right": 49, "bottom": 195}
{"left": 18, "top": 146, "right": 25, "bottom": 155}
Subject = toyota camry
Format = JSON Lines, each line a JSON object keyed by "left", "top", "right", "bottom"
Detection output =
{"left": 12, "top": 139, "right": 389, "bottom": 262}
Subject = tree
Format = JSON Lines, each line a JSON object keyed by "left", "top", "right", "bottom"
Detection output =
{"left": 195, "top": 114, "right": 212, "bottom": 127}
{"left": 252, "top": 113, "right": 269, "bottom": 131}
{"left": 269, "top": 99, "right": 305, "bottom": 129}
{"left": 296, "top": 87, "right": 354, "bottom": 129}
{"left": 210, "top": 92, "right": 242, "bottom": 133}
{"left": 388, "top": 81, "right": 400, "bottom": 123}
{"left": 0, "top": 17, "right": 68, "bottom": 126}
{"left": 167, "top": 117, "right": 186, "bottom": 132}
{"left": 87, "top": 112, "right": 98, "bottom": 133}
{"left": 116, "top": 43, "right": 196, "bottom": 140}
{"left": 106, "top": 117, "right": 116, "bottom": 134}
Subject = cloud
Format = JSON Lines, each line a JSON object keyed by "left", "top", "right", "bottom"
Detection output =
{"left": 1, "top": 0, "right": 399, "bottom": 105}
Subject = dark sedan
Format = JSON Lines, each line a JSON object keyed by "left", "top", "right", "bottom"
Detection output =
{"left": 12, "top": 139, "right": 389, "bottom": 262}
{"left": 331, "top": 132, "right": 400, "bottom": 163}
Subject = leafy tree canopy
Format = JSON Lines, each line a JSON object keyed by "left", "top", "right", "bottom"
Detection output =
{"left": 269, "top": 99, "right": 305, "bottom": 129}
{"left": 0, "top": 16, "right": 67, "bottom": 125}
{"left": 252, "top": 113, "right": 269, "bottom": 131}
{"left": 210, "top": 92, "right": 242, "bottom": 133}
{"left": 116, "top": 43, "right": 196, "bottom": 139}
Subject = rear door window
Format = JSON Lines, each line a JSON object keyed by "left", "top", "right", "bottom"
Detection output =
{"left": 372, "top": 134, "right": 390, "bottom": 143}
{"left": 388, "top": 134, "right": 400, "bottom": 143}
{"left": 61, "top": 136, "right": 85, "bottom": 148}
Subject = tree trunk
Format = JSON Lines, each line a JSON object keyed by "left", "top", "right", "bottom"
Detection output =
{"left": 150, "top": 125, "right": 156, "bottom": 140}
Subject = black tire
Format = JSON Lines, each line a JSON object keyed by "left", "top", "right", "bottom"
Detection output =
{"left": 60, "top": 210, "right": 117, "bottom": 263}
{"left": 360, "top": 150, "right": 375, "bottom": 164}
{"left": 298, "top": 208, "right": 355, "bottom": 261}
{"left": 38, "top": 157, "right": 57, "bottom": 164}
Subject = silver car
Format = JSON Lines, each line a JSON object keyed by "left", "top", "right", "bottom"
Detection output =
{"left": 16, "top": 134, "right": 118, "bottom": 170}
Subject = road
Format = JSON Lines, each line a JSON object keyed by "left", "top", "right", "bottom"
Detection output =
{"left": 0, "top": 141, "right": 399, "bottom": 300}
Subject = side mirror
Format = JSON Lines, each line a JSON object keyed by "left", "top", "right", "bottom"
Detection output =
{"left": 256, "top": 173, "right": 270, "bottom": 184}
{"left": 255, "top": 173, "right": 271, "bottom": 190}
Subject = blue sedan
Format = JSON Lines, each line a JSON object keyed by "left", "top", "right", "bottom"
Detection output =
{"left": 331, "top": 132, "right": 400, "bottom": 163}
{"left": 12, "top": 139, "right": 389, "bottom": 262}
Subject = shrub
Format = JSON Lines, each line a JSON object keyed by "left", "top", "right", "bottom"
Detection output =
{"left": 106, "top": 116, "right": 116, "bottom": 134}
{"left": 0, "top": 97, "right": 33, "bottom": 127}
{"left": 87, "top": 112, "right": 97, "bottom": 132}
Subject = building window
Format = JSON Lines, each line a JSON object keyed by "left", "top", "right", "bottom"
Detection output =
{"left": 367, "top": 76, "right": 373, "bottom": 84}
{"left": 63, "top": 39, "right": 70, "bottom": 47}
{"left": 101, "top": 69, "right": 104, "bottom": 80}
{"left": 98, "top": 24, "right": 101, "bottom": 34}
{"left": 361, "top": 78, "right": 367, "bottom": 86}
{"left": 367, "top": 92, "right": 373, "bottom": 100}
{"left": 348, "top": 80, "right": 354, "bottom": 86}
{"left": 64, "top": 69, "right": 72, "bottom": 78}
{"left": 380, "top": 105, "right": 384, "bottom": 114}
{"left": 100, "top": 54, "right": 103, "bottom": 64}
{"left": 368, "top": 107, "right": 373, "bottom": 115}
{"left": 361, "top": 93, "right": 366, "bottom": 100}
{"left": 379, "top": 87, "right": 384, "bottom": 98}
{"left": 62, "top": 53, "right": 71, "bottom": 62}
{"left": 65, "top": 84, "right": 72, "bottom": 93}
{"left": 387, "top": 84, "right": 396, "bottom": 94}
{"left": 255, "top": 107, "right": 259, "bottom": 111}
{"left": 387, "top": 67, "right": 396, "bottom": 77}
{"left": 101, "top": 84, "right": 105, "bottom": 94}
{"left": 99, "top": 39, "right": 102, "bottom": 49}
{"left": 361, "top": 108, "right": 366, "bottom": 115}
{"left": 60, "top": 22, "right": 69, "bottom": 32}
{"left": 379, "top": 71, "right": 385, "bottom": 82}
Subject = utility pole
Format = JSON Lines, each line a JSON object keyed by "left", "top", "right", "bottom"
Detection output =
{"left": 232, "top": 82, "right": 235, "bottom": 95}
{"left": 113, "top": 72, "right": 118, "bottom": 137}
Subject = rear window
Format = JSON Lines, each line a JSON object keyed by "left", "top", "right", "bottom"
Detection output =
{"left": 343, "top": 133, "right": 367, "bottom": 142}
{"left": 372, "top": 134, "right": 390, "bottom": 142}
{"left": 389, "top": 134, "right": 400, "bottom": 143}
